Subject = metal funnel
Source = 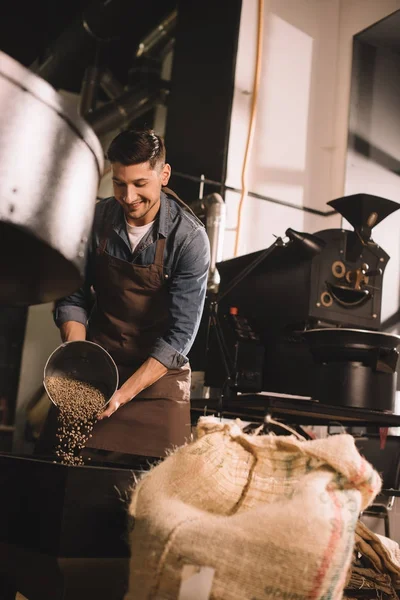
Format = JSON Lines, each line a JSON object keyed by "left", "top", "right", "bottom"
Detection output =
{"left": 328, "top": 194, "right": 400, "bottom": 232}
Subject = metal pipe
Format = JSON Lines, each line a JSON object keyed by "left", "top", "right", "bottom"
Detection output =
{"left": 173, "top": 170, "right": 337, "bottom": 217}
{"left": 158, "top": 37, "right": 176, "bottom": 61}
{"left": 86, "top": 85, "right": 164, "bottom": 136}
{"left": 99, "top": 68, "right": 125, "bottom": 100}
{"left": 191, "top": 193, "right": 225, "bottom": 291}
{"left": 79, "top": 65, "right": 102, "bottom": 116}
{"left": 33, "top": 22, "right": 92, "bottom": 89}
{"left": 32, "top": 0, "right": 132, "bottom": 88}
{"left": 136, "top": 9, "right": 178, "bottom": 58}
{"left": 207, "top": 194, "right": 225, "bottom": 291}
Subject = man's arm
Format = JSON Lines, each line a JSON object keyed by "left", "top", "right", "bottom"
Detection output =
{"left": 54, "top": 282, "right": 93, "bottom": 341}
{"left": 150, "top": 226, "right": 210, "bottom": 367}
{"left": 98, "top": 227, "right": 210, "bottom": 418}
{"left": 98, "top": 356, "right": 167, "bottom": 418}
{"left": 60, "top": 321, "right": 87, "bottom": 342}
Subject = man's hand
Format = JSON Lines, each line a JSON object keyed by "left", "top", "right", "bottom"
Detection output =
{"left": 98, "top": 388, "right": 132, "bottom": 419}
{"left": 60, "top": 321, "right": 86, "bottom": 342}
{"left": 98, "top": 356, "right": 168, "bottom": 419}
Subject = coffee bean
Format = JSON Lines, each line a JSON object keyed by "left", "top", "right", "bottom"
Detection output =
{"left": 45, "top": 376, "right": 106, "bottom": 466}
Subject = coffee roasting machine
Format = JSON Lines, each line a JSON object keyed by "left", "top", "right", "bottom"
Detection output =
{"left": 205, "top": 193, "right": 400, "bottom": 413}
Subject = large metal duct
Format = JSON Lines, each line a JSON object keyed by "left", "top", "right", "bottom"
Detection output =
{"left": 33, "top": 0, "right": 133, "bottom": 90}
{"left": 0, "top": 51, "right": 103, "bottom": 305}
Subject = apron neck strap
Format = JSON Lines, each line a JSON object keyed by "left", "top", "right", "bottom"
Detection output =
{"left": 154, "top": 237, "right": 166, "bottom": 266}
{"left": 162, "top": 186, "right": 203, "bottom": 223}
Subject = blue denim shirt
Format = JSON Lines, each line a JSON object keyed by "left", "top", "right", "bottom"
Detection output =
{"left": 54, "top": 192, "right": 210, "bottom": 369}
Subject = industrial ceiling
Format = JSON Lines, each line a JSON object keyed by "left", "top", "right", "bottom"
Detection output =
{"left": 0, "top": 0, "right": 177, "bottom": 93}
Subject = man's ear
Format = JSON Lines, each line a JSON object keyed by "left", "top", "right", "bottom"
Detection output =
{"left": 161, "top": 163, "right": 171, "bottom": 186}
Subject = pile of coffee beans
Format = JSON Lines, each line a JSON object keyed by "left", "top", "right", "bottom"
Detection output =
{"left": 45, "top": 375, "right": 107, "bottom": 466}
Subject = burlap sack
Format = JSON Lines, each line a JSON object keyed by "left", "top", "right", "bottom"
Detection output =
{"left": 344, "top": 521, "right": 400, "bottom": 599}
{"left": 124, "top": 417, "right": 381, "bottom": 600}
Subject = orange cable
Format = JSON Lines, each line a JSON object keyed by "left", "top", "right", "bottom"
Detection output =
{"left": 233, "top": 0, "right": 265, "bottom": 257}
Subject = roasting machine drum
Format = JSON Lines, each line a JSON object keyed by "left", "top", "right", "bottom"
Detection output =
{"left": 0, "top": 50, "right": 104, "bottom": 305}
{"left": 206, "top": 193, "right": 400, "bottom": 412}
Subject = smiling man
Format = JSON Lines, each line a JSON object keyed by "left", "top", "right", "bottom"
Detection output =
{"left": 39, "top": 129, "right": 210, "bottom": 462}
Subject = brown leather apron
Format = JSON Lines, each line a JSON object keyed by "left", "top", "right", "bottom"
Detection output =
{"left": 84, "top": 203, "right": 191, "bottom": 457}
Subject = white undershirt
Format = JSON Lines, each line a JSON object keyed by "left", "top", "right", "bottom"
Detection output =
{"left": 125, "top": 219, "right": 154, "bottom": 252}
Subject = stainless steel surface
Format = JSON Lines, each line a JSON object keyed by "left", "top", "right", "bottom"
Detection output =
{"left": 191, "top": 193, "right": 226, "bottom": 291}
{"left": 206, "top": 194, "right": 225, "bottom": 291}
{"left": 44, "top": 340, "right": 119, "bottom": 409}
{"left": 0, "top": 51, "right": 104, "bottom": 305}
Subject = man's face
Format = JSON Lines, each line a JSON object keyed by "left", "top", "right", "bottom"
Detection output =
{"left": 111, "top": 161, "right": 171, "bottom": 226}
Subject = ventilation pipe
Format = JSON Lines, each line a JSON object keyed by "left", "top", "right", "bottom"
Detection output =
{"left": 85, "top": 85, "right": 166, "bottom": 136}
{"left": 136, "top": 9, "right": 178, "bottom": 58}
{"left": 32, "top": 0, "right": 134, "bottom": 89}
{"left": 192, "top": 193, "right": 226, "bottom": 291}
{"left": 99, "top": 69, "right": 125, "bottom": 100}
{"left": 79, "top": 65, "right": 103, "bottom": 116}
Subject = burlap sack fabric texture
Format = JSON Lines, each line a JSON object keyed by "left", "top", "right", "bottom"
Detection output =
{"left": 345, "top": 520, "right": 400, "bottom": 599}
{"left": 124, "top": 417, "right": 382, "bottom": 600}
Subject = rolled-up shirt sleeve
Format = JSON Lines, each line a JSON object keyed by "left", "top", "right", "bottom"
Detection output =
{"left": 54, "top": 302, "right": 89, "bottom": 327}
{"left": 149, "top": 227, "right": 210, "bottom": 369}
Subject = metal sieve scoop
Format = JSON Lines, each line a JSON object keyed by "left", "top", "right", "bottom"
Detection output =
{"left": 43, "top": 340, "right": 119, "bottom": 409}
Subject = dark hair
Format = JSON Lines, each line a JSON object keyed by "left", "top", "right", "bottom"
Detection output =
{"left": 107, "top": 129, "right": 166, "bottom": 169}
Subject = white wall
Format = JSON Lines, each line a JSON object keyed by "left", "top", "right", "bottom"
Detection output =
{"left": 338, "top": 1, "right": 400, "bottom": 327}
{"left": 226, "top": 0, "right": 342, "bottom": 258}
{"left": 345, "top": 42, "right": 400, "bottom": 324}
{"left": 226, "top": 0, "right": 400, "bottom": 260}
{"left": 332, "top": 0, "right": 400, "bottom": 197}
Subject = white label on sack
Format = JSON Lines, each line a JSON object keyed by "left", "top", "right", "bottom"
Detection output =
{"left": 178, "top": 565, "right": 215, "bottom": 600}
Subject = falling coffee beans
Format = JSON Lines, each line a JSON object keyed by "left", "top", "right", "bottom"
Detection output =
{"left": 45, "top": 376, "right": 107, "bottom": 466}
